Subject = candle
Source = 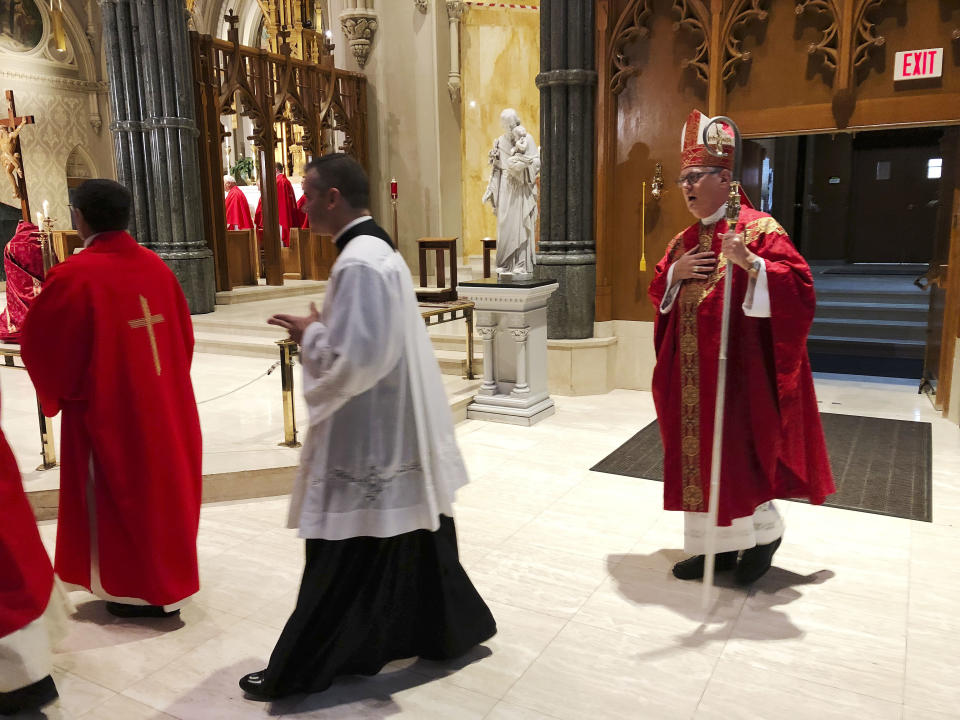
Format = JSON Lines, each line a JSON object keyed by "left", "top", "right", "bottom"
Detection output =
{"left": 36, "top": 211, "right": 44, "bottom": 226}
{"left": 390, "top": 178, "right": 398, "bottom": 200}
{"left": 42, "top": 200, "right": 49, "bottom": 217}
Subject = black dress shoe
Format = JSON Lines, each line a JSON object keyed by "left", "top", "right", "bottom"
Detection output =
{"left": 106, "top": 601, "right": 180, "bottom": 618}
{"left": 672, "top": 551, "right": 739, "bottom": 580}
{"left": 734, "top": 537, "right": 782, "bottom": 585}
{"left": 0, "top": 674, "right": 58, "bottom": 716}
{"left": 239, "top": 670, "right": 274, "bottom": 700}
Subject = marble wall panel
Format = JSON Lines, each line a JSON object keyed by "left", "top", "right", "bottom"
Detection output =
{"left": 460, "top": 6, "right": 539, "bottom": 261}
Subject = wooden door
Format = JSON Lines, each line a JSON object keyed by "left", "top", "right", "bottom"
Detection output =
{"left": 924, "top": 128, "right": 960, "bottom": 412}
{"left": 849, "top": 132, "right": 943, "bottom": 264}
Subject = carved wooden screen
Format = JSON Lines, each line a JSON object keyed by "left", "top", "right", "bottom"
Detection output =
{"left": 191, "top": 19, "right": 368, "bottom": 291}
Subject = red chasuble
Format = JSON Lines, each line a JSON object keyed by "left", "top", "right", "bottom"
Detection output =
{"left": 0, "top": 221, "right": 44, "bottom": 342}
{"left": 20, "top": 231, "right": 202, "bottom": 606}
{"left": 224, "top": 185, "right": 254, "bottom": 230}
{"left": 254, "top": 173, "right": 300, "bottom": 247}
{"left": 0, "top": 401, "right": 54, "bottom": 637}
{"left": 648, "top": 207, "right": 834, "bottom": 526}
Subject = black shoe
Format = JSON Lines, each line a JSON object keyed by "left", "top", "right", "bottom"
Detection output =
{"left": 734, "top": 537, "right": 782, "bottom": 585}
{"left": 0, "top": 675, "right": 58, "bottom": 716}
{"left": 239, "top": 670, "right": 274, "bottom": 700}
{"left": 672, "top": 551, "right": 738, "bottom": 580}
{"left": 105, "top": 601, "right": 180, "bottom": 618}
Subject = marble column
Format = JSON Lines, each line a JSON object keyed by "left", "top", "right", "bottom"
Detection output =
{"left": 534, "top": 0, "right": 597, "bottom": 339}
{"left": 101, "top": 0, "right": 215, "bottom": 314}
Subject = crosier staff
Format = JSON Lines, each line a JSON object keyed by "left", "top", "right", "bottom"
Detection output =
{"left": 699, "top": 115, "right": 743, "bottom": 609}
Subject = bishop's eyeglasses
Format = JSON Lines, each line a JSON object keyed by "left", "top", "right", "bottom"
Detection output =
{"left": 675, "top": 169, "right": 722, "bottom": 188}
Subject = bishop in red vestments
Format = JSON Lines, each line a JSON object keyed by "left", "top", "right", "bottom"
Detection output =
{"left": 20, "top": 179, "right": 202, "bottom": 618}
{"left": 254, "top": 163, "right": 300, "bottom": 247}
{"left": 0, "top": 392, "right": 63, "bottom": 714}
{"left": 648, "top": 110, "right": 833, "bottom": 585}
{"left": 0, "top": 220, "right": 44, "bottom": 342}
{"left": 224, "top": 174, "right": 254, "bottom": 230}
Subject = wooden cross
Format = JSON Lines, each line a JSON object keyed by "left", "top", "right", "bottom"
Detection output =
{"left": 128, "top": 294, "right": 166, "bottom": 376}
{"left": 224, "top": 9, "right": 240, "bottom": 43}
{"left": 1, "top": 90, "right": 35, "bottom": 221}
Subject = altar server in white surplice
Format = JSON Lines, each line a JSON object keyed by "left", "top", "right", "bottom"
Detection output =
{"left": 238, "top": 153, "right": 496, "bottom": 700}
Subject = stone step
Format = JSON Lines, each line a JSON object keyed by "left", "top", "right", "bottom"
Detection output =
{"left": 193, "top": 330, "right": 482, "bottom": 376}
{"left": 215, "top": 280, "right": 328, "bottom": 305}
{"left": 809, "top": 317, "right": 928, "bottom": 342}
{"left": 807, "top": 335, "right": 925, "bottom": 359}
{"left": 814, "top": 300, "right": 928, "bottom": 323}
{"left": 814, "top": 288, "right": 927, "bottom": 305}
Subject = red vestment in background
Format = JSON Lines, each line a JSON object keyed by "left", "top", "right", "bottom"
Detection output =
{"left": 254, "top": 173, "right": 299, "bottom": 247}
{"left": 0, "top": 395, "right": 53, "bottom": 637}
{"left": 648, "top": 207, "right": 834, "bottom": 525}
{"left": 20, "top": 232, "right": 202, "bottom": 606}
{"left": 224, "top": 185, "right": 253, "bottom": 230}
{"left": 0, "top": 221, "right": 43, "bottom": 342}
{"left": 297, "top": 194, "right": 309, "bottom": 229}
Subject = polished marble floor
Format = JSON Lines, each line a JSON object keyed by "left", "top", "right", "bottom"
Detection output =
{"left": 12, "top": 376, "right": 960, "bottom": 719}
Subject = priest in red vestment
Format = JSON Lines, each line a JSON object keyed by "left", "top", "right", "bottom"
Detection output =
{"left": 296, "top": 193, "right": 309, "bottom": 229}
{"left": 0, "top": 220, "right": 44, "bottom": 342}
{"left": 254, "top": 163, "right": 300, "bottom": 247}
{"left": 0, "top": 392, "right": 66, "bottom": 715}
{"left": 20, "top": 179, "right": 202, "bottom": 618}
{"left": 648, "top": 110, "right": 834, "bottom": 585}
{"left": 224, "top": 174, "right": 254, "bottom": 230}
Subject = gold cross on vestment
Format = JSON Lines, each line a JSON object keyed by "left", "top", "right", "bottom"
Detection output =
{"left": 128, "top": 295, "right": 165, "bottom": 376}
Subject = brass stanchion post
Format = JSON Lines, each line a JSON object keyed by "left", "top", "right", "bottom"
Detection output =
{"left": 276, "top": 338, "right": 301, "bottom": 447}
{"left": 36, "top": 399, "right": 57, "bottom": 470}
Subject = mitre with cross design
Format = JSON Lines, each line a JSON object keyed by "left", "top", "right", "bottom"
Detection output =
{"left": 680, "top": 109, "right": 735, "bottom": 172}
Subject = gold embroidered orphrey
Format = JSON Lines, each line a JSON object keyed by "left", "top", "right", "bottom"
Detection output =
{"left": 675, "top": 221, "right": 730, "bottom": 511}
{"left": 128, "top": 294, "right": 166, "bottom": 376}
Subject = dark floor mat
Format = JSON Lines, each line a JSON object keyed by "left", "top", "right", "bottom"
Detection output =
{"left": 591, "top": 413, "right": 932, "bottom": 522}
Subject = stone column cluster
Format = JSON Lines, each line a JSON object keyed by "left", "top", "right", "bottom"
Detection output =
{"left": 535, "top": 0, "right": 597, "bottom": 339}
{"left": 101, "top": 0, "right": 215, "bottom": 313}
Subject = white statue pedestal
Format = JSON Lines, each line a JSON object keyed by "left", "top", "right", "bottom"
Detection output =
{"left": 457, "top": 278, "right": 559, "bottom": 426}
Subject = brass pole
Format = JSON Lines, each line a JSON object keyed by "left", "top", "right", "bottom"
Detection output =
{"left": 276, "top": 338, "right": 301, "bottom": 447}
{"left": 36, "top": 398, "right": 57, "bottom": 470}
{"left": 465, "top": 305, "right": 475, "bottom": 380}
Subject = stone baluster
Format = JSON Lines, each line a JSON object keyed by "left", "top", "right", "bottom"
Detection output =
{"left": 510, "top": 326, "right": 530, "bottom": 396}
{"left": 477, "top": 325, "right": 497, "bottom": 394}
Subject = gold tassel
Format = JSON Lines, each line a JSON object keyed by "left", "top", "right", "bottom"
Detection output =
{"left": 639, "top": 180, "right": 647, "bottom": 272}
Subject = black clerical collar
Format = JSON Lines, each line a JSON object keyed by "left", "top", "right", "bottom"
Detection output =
{"left": 334, "top": 217, "right": 395, "bottom": 253}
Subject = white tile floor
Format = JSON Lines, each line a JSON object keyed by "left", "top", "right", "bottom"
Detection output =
{"left": 13, "top": 376, "right": 960, "bottom": 719}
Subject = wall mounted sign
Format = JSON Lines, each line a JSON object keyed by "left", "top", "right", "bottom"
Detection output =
{"left": 894, "top": 48, "right": 944, "bottom": 82}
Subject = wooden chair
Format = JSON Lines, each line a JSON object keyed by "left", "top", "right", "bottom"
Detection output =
{"left": 282, "top": 232, "right": 302, "bottom": 279}
{"left": 296, "top": 229, "right": 334, "bottom": 280}
{"left": 416, "top": 237, "right": 458, "bottom": 302}
{"left": 482, "top": 237, "right": 496, "bottom": 279}
{"left": 51, "top": 231, "right": 83, "bottom": 264}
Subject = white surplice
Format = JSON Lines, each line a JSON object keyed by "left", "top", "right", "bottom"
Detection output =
{"left": 287, "top": 233, "right": 469, "bottom": 540}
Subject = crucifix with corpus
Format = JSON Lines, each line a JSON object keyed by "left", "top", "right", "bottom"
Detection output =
{"left": 0, "top": 90, "right": 36, "bottom": 222}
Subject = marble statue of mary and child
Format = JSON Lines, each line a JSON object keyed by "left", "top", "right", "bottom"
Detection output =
{"left": 482, "top": 108, "right": 541, "bottom": 281}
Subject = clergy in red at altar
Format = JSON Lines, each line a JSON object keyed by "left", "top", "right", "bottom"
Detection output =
{"left": 254, "top": 163, "right": 300, "bottom": 246}
{"left": 20, "top": 179, "right": 202, "bottom": 619}
{"left": 0, "top": 220, "right": 44, "bottom": 342}
{"left": 224, "top": 174, "right": 254, "bottom": 230}
{"left": 648, "top": 110, "right": 834, "bottom": 585}
{"left": 0, "top": 391, "right": 70, "bottom": 715}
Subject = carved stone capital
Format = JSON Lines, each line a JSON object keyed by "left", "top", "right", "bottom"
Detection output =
{"left": 339, "top": 9, "right": 379, "bottom": 68}
{"left": 446, "top": 0, "right": 467, "bottom": 21}
{"left": 510, "top": 327, "right": 530, "bottom": 342}
{"left": 447, "top": 73, "right": 461, "bottom": 104}
{"left": 477, "top": 325, "right": 497, "bottom": 341}
{"left": 415, "top": 0, "right": 429, "bottom": 12}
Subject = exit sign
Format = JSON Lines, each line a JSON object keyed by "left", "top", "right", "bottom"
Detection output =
{"left": 894, "top": 48, "right": 943, "bottom": 81}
